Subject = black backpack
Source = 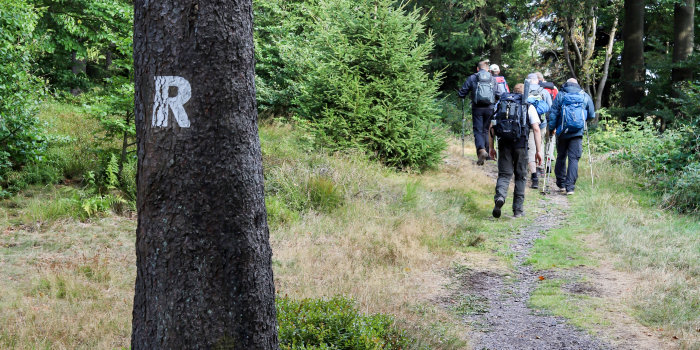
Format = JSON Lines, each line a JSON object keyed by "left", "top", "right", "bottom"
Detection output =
{"left": 473, "top": 70, "right": 495, "bottom": 105}
{"left": 493, "top": 93, "right": 526, "bottom": 141}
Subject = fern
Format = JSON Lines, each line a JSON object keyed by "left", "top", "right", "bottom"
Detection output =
{"left": 106, "top": 153, "right": 120, "bottom": 189}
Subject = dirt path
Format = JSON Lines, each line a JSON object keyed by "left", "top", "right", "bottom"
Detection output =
{"left": 460, "top": 190, "right": 611, "bottom": 350}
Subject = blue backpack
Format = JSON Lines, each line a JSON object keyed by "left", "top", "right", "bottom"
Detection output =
{"left": 560, "top": 91, "right": 588, "bottom": 135}
{"left": 526, "top": 96, "right": 550, "bottom": 116}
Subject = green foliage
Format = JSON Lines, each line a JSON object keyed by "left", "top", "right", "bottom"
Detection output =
{"left": 296, "top": 0, "right": 447, "bottom": 170}
{"left": 253, "top": 0, "right": 318, "bottom": 116}
{"left": 32, "top": 0, "right": 133, "bottom": 92}
{"left": 591, "top": 85, "right": 700, "bottom": 213}
{"left": 406, "top": 0, "right": 527, "bottom": 90}
{"left": 277, "top": 296, "right": 411, "bottom": 349}
{"left": 0, "top": 0, "right": 47, "bottom": 179}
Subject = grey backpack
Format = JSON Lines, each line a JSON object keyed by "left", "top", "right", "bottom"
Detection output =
{"left": 474, "top": 70, "right": 495, "bottom": 105}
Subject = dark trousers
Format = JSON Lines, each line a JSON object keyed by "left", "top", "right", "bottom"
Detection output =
{"left": 495, "top": 143, "right": 528, "bottom": 214}
{"left": 472, "top": 106, "right": 493, "bottom": 151}
{"left": 555, "top": 136, "right": 583, "bottom": 192}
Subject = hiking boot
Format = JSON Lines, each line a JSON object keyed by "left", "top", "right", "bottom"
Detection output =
{"left": 477, "top": 149, "right": 488, "bottom": 166}
{"left": 566, "top": 190, "right": 575, "bottom": 196}
{"left": 513, "top": 211, "right": 525, "bottom": 218}
{"left": 492, "top": 197, "right": 505, "bottom": 218}
{"left": 530, "top": 173, "right": 538, "bottom": 189}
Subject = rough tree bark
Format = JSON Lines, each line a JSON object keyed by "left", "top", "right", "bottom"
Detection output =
{"left": 621, "top": 0, "right": 645, "bottom": 114}
{"left": 672, "top": 0, "right": 695, "bottom": 84}
{"left": 132, "top": 0, "right": 278, "bottom": 348}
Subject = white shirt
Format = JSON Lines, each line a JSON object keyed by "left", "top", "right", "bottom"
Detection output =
{"left": 528, "top": 105, "right": 541, "bottom": 126}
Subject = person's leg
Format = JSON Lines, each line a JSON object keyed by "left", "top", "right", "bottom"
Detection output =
{"left": 513, "top": 147, "right": 528, "bottom": 215}
{"left": 472, "top": 107, "right": 487, "bottom": 151}
{"left": 554, "top": 136, "right": 569, "bottom": 189}
{"left": 527, "top": 130, "right": 538, "bottom": 188}
{"left": 481, "top": 113, "right": 493, "bottom": 159}
{"left": 527, "top": 130, "right": 536, "bottom": 175}
{"left": 494, "top": 143, "right": 514, "bottom": 218}
{"left": 565, "top": 137, "right": 583, "bottom": 193}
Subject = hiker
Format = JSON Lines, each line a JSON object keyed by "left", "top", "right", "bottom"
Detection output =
{"left": 535, "top": 72, "right": 558, "bottom": 100}
{"left": 491, "top": 64, "right": 510, "bottom": 95}
{"left": 535, "top": 72, "right": 557, "bottom": 176}
{"left": 458, "top": 60, "right": 498, "bottom": 165}
{"left": 548, "top": 78, "right": 596, "bottom": 195}
{"left": 524, "top": 73, "right": 552, "bottom": 189}
{"left": 488, "top": 83, "right": 542, "bottom": 218}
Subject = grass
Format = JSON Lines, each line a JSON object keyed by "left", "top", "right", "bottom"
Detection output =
{"left": 526, "top": 154, "right": 700, "bottom": 346}
{"left": 529, "top": 278, "right": 610, "bottom": 331}
{"left": 3, "top": 103, "right": 541, "bottom": 348}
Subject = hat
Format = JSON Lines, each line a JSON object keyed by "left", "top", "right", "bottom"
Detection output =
{"left": 490, "top": 64, "right": 500, "bottom": 72}
{"left": 526, "top": 73, "right": 538, "bottom": 81}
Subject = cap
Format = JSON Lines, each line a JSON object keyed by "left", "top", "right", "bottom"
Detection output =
{"left": 489, "top": 64, "right": 500, "bottom": 72}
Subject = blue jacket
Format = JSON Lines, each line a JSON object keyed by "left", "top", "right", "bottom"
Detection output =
{"left": 548, "top": 82, "right": 595, "bottom": 140}
{"left": 458, "top": 69, "right": 497, "bottom": 107}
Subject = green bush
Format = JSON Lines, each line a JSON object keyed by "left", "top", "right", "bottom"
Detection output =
{"left": 591, "top": 91, "right": 700, "bottom": 213}
{"left": 0, "top": 0, "right": 47, "bottom": 178}
{"left": 295, "top": 0, "right": 446, "bottom": 171}
{"left": 277, "top": 296, "right": 411, "bottom": 349}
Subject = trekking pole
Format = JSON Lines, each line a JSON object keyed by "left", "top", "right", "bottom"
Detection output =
{"left": 461, "top": 98, "right": 465, "bottom": 157}
{"left": 585, "top": 124, "right": 594, "bottom": 185}
{"left": 542, "top": 134, "right": 554, "bottom": 194}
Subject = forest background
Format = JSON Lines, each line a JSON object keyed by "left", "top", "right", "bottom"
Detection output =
{"left": 0, "top": 0, "right": 699, "bottom": 347}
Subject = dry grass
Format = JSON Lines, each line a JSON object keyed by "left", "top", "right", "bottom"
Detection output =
{"left": 3, "top": 128, "right": 517, "bottom": 348}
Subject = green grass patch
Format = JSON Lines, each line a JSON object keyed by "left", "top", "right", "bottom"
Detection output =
{"left": 529, "top": 279, "right": 610, "bottom": 332}
{"left": 526, "top": 226, "right": 595, "bottom": 270}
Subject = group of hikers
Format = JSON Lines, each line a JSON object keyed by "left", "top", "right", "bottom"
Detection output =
{"left": 458, "top": 60, "right": 596, "bottom": 218}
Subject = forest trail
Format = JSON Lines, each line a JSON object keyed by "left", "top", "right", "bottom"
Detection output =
{"left": 441, "top": 143, "right": 677, "bottom": 350}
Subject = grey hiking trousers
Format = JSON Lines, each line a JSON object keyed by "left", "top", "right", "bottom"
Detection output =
{"left": 495, "top": 144, "right": 528, "bottom": 214}
{"left": 555, "top": 136, "right": 583, "bottom": 192}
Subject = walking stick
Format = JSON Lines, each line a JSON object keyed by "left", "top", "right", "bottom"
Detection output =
{"left": 461, "top": 98, "right": 465, "bottom": 158}
{"left": 542, "top": 133, "right": 554, "bottom": 194}
{"left": 585, "top": 123, "right": 594, "bottom": 185}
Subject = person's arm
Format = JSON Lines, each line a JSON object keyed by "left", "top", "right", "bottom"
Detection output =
{"left": 548, "top": 94, "right": 561, "bottom": 135}
{"left": 586, "top": 94, "right": 596, "bottom": 121}
{"left": 458, "top": 75, "right": 473, "bottom": 99}
{"left": 532, "top": 122, "right": 542, "bottom": 165}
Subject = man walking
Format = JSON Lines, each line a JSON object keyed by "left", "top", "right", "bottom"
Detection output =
{"left": 525, "top": 74, "right": 552, "bottom": 189}
{"left": 459, "top": 60, "right": 498, "bottom": 165}
{"left": 548, "top": 78, "right": 596, "bottom": 195}
{"left": 489, "top": 83, "right": 542, "bottom": 218}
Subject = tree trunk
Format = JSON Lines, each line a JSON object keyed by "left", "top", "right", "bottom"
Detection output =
{"left": 595, "top": 16, "right": 619, "bottom": 111}
{"left": 672, "top": 0, "right": 695, "bottom": 83}
{"left": 132, "top": 0, "right": 278, "bottom": 348}
{"left": 621, "top": 0, "right": 645, "bottom": 114}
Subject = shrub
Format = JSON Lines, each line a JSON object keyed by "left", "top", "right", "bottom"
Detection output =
{"left": 277, "top": 296, "right": 411, "bottom": 349}
{"left": 0, "top": 0, "right": 46, "bottom": 178}
{"left": 295, "top": 0, "right": 446, "bottom": 171}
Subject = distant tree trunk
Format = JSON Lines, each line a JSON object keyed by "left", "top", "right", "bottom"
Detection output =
{"left": 672, "top": 0, "right": 695, "bottom": 83}
{"left": 595, "top": 15, "right": 619, "bottom": 111}
{"left": 131, "top": 0, "right": 278, "bottom": 348}
{"left": 70, "top": 51, "right": 86, "bottom": 95}
{"left": 621, "top": 0, "right": 645, "bottom": 117}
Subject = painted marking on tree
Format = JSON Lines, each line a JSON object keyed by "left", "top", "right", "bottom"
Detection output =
{"left": 152, "top": 76, "right": 191, "bottom": 128}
